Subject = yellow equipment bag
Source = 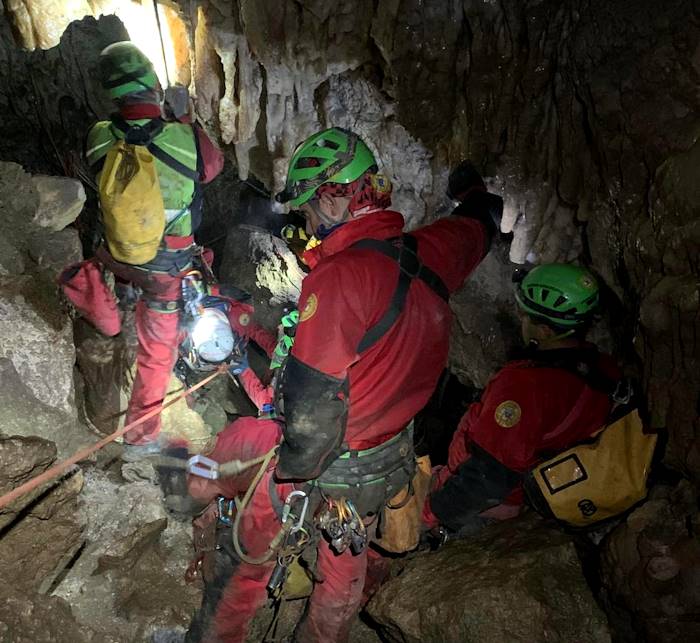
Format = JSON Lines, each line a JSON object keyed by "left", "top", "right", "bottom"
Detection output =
{"left": 374, "top": 455, "right": 432, "bottom": 553}
{"left": 99, "top": 140, "right": 165, "bottom": 265}
{"left": 525, "top": 409, "right": 657, "bottom": 528}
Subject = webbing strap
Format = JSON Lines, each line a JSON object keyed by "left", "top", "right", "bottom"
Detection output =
{"left": 110, "top": 117, "right": 201, "bottom": 182}
{"left": 353, "top": 235, "right": 449, "bottom": 354}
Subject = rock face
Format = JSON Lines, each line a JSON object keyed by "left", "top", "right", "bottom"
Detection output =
{"left": 0, "top": 276, "right": 76, "bottom": 413}
{"left": 53, "top": 469, "right": 201, "bottom": 643}
{"left": 600, "top": 481, "right": 700, "bottom": 642}
{"left": 31, "top": 174, "right": 86, "bottom": 231}
{"left": 368, "top": 514, "right": 610, "bottom": 643}
{"left": 0, "top": 435, "right": 84, "bottom": 595}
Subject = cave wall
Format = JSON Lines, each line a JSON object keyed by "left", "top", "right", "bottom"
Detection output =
{"left": 189, "top": 0, "right": 700, "bottom": 479}
{"left": 0, "top": 1, "right": 698, "bottom": 478}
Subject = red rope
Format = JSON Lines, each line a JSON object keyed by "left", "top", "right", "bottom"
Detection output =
{"left": 0, "top": 365, "right": 227, "bottom": 510}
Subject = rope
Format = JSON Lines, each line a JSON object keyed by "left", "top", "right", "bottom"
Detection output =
{"left": 231, "top": 446, "right": 285, "bottom": 565}
{"left": 152, "top": 0, "right": 171, "bottom": 87}
{"left": 0, "top": 364, "right": 227, "bottom": 511}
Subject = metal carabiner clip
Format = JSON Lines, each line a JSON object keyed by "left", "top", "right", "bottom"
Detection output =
{"left": 187, "top": 454, "right": 220, "bottom": 480}
{"left": 281, "top": 490, "right": 309, "bottom": 533}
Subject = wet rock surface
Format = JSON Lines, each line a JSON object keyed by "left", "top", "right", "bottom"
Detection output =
{"left": 0, "top": 435, "right": 84, "bottom": 596}
{"left": 368, "top": 513, "right": 611, "bottom": 643}
{"left": 53, "top": 469, "right": 201, "bottom": 643}
{"left": 600, "top": 481, "right": 700, "bottom": 642}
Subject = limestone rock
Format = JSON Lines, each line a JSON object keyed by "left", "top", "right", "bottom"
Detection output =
{"left": 600, "top": 482, "right": 700, "bottom": 641}
{"left": 27, "top": 227, "right": 83, "bottom": 276}
{"left": 73, "top": 319, "right": 128, "bottom": 436}
{"left": 0, "top": 435, "right": 84, "bottom": 595}
{"left": 0, "top": 434, "right": 56, "bottom": 529}
{"left": 0, "top": 587, "right": 95, "bottom": 643}
{"left": 53, "top": 470, "right": 200, "bottom": 642}
{"left": 31, "top": 174, "right": 85, "bottom": 231}
{"left": 0, "top": 161, "right": 39, "bottom": 250}
{"left": 368, "top": 514, "right": 610, "bottom": 643}
{"left": 96, "top": 517, "right": 169, "bottom": 574}
{"left": 0, "top": 358, "right": 93, "bottom": 459}
{"left": 0, "top": 235, "right": 26, "bottom": 276}
{"left": 0, "top": 276, "right": 76, "bottom": 414}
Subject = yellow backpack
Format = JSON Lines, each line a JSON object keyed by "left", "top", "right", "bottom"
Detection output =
{"left": 525, "top": 408, "right": 658, "bottom": 528}
{"left": 99, "top": 139, "right": 165, "bottom": 265}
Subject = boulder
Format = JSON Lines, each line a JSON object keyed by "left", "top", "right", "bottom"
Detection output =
{"left": 73, "top": 319, "right": 128, "bottom": 435}
{"left": 600, "top": 481, "right": 700, "bottom": 641}
{"left": 0, "top": 275, "right": 76, "bottom": 414}
{"left": 0, "top": 587, "right": 97, "bottom": 643}
{"left": 0, "top": 161, "right": 39, "bottom": 251}
{"left": 0, "top": 435, "right": 84, "bottom": 595}
{"left": 31, "top": 174, "right": 85, "bottom": 232}
{"left": 53, "top": 470, "right": 200, "bottom": 642}
{"left": 27, "top": 227, "right": 83, "bottom": 277}
{"left": 0, "top": 235, "right": 26, "bottom": 276}
{"left": 0, "top": 358, "right": 93, "bottom": 459}
{"left": 368, "top": 513, "right": 610, "bottom": 643}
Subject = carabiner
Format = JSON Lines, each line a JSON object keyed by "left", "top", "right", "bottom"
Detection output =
{"left": 281, "top": 490, "right": 309, "bottom": 533}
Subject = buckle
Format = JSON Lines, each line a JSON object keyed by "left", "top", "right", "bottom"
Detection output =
{"left": 187, "top": 454, "right": 220, "bottom": 479}
{"left": 612, "top": 379, "right": 633, "bottom": 406}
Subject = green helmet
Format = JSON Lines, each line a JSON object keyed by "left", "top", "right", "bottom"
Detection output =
{"left": 276, "top": 128, "right": 377, "bottom": 207}
{"left": 515, "top": 263, "right": 599, "bottom": 328}
{"left": 99, "top": 42, "right": 159, "bottom": 100}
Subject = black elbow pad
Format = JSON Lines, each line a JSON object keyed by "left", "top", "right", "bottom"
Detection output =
{"left": 276, "top": 356, "right": 348, "bottom": 480}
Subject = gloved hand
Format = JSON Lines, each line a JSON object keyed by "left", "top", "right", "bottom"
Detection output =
{"left": 448, "top": 160, "right": 504, "bottom": 240}
{"left": 229, "top": 351, "right": 249, "bottom": 376}
{"left": 417, "top": 526, "right": 449, "bottom": 552}
{"left": 447, "top": 160, "right": 486, "bottom": 202}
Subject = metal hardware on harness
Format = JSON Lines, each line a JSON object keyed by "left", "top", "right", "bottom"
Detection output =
{"left": 612, "top": 379, "right": 633, "bottom": 406}
{"left": 217, "top": 496, "right": 235, "bottom": 526}
{"left": 281, "top": 490, "right": 309, "bottom": 533}
{"left": 187, "top": 454, "right": 219, "bottom": 480}
{"left": 317, "top": 497, "right": 367, "bottom": 555}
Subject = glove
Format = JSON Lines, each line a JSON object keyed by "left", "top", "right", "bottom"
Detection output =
{"left": 447, "top": 160, "right": 486, "bottom": 202}
{"left": 448, "top": 161, "right": 503, "bottom": 241}
{"left": 229, "top": 351, "right": 249, "bottom": 376}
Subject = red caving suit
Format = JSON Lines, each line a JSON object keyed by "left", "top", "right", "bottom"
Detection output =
{"left": 423, "top": 346, "right": 620, "bottom": 532}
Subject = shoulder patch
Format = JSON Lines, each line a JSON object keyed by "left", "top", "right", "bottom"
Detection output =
{"left": 299, "top": 293, "right": 318, "bottom": 322}
{"left": 494, "top": 401, "right": 522, "bottom": 428}
{"left": 238, "top": 313, "right": 250, "bottom": 327}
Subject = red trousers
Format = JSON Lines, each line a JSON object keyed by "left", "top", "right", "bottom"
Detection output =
{"left": 95, "top": 245, "right": 184, "bottom": 445}
{"left": 200, "top": 474, "right": 367, "bottom": 643}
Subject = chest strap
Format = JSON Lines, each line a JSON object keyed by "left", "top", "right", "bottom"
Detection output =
{"left": 351, "top": 234, "right": 449, "bottom": 354}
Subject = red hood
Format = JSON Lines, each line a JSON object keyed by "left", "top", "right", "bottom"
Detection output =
{"left": 302, "top": 210, "right": 405, "bottom": 269}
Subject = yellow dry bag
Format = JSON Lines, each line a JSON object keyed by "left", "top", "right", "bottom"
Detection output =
{"left": 99, "top": 140, "right": 165, "bottom": 265}
{"left": 525, "top": 409, "right": 657, "bottom": 528}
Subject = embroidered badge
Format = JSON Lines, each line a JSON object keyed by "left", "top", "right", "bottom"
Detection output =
{"left": 494, "top": 401, "right": 522, "bottom": 428}
{"left": 300, "top": 293, "right": 318, "bottom": 322}
{"left": 238, "top": 313, "right": 250, "bottom": 327}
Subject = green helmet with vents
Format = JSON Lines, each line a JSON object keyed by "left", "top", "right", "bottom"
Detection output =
{"left": 276, "top": 128, "right": 377, "bottom": 207}
{"left": 515, "top": 263, "right": 600, "bottom": 328}
{"left": 99, "top": 41, "right": 159, "bottom": 100}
